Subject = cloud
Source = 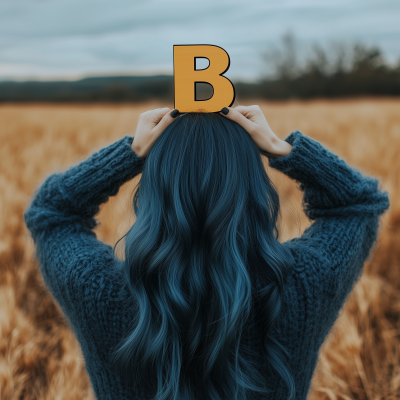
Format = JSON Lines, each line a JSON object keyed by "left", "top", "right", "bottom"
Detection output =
{"left": 0, "top": 0, "right": 399, "bottom": 80}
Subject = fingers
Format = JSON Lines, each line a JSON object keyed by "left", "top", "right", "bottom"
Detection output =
{"left": 140, "top": 107, "right": 170, "bottom": 125}
{"left": 234, "top": 105, "right": 260, "bottom": 116}
{"left": 151, "top": 108, "right": 180, "bottom": 136}
{"left": 219, "top": 106, "right": 257, "bottom": 133}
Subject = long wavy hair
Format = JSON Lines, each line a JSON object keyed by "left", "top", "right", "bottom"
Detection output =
{"left": 111, "top": 112, "right": 295, "bottom": 400}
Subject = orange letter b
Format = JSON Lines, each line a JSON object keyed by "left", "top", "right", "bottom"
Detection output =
{"left": 174, "top": 45, "right": 235, "bottom": 113}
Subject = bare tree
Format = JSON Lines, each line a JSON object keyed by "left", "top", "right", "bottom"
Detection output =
{"left": 263, "top": 31, "right": 299, "bottom": 80}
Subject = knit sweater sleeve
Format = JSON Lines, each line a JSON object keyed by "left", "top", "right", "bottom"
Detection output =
{"left": 268, "top": 131, "right": 390, "bottom": 303}
{"left": 24, "top": 135, "right": 144, "bottom": 329}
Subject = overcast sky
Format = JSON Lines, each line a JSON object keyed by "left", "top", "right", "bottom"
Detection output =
{"left": 0, "top": 0, "right": 399, "bottom": 81}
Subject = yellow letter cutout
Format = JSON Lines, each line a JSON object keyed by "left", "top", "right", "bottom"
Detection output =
{"left": 174, "top": 44, "right": 235, "bottom": 113}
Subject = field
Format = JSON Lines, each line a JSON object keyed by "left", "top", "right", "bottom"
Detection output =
{"left": 0, "top": 99, "right": 399, "bottom": 399}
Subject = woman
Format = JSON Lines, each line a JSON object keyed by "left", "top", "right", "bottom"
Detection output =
{"left": 24, "top": 106, "right": 390, "bottom": 400}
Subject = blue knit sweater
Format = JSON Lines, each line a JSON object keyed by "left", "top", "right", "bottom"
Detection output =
{"left": 24, "top": 131, "right": 390, "bottom": 400}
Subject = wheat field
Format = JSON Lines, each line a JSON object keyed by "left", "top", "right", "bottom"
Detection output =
{"left": 0, "top": 99, "right": 399, "bottom": 400}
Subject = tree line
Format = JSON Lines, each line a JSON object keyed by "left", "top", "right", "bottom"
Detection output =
{"left": 237, "top": 33, "right": 400, "bottom": 99}
{"left": 1, "top": 35, "right": 399, "bottom": 102}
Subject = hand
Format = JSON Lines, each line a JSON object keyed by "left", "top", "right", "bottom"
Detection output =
{"left": 131, "top": 108, "right": 180, "bottom": 158}
{"left": 220, "top": 105, "right": 292, "bottom": 158}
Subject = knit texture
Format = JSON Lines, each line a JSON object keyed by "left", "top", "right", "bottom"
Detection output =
{"left": 24, "top": 131, "right": 390, "bottom": 400}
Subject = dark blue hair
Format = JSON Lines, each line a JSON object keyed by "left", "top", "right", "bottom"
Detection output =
{"left": 111, "top": 112, "right": 295, "bottom": 400}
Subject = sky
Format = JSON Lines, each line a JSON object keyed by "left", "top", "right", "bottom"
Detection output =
{"left": 0, "top": 0, "right": 399, "bottom": 81}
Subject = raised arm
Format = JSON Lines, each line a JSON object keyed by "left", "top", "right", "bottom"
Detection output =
{"left": 24, "top": 106, "right": 180, "bottom": 252}
{"left": 24, "top": 135, "right": 145, "bottom": 316}
{"left": 269, "top": 130, "right": 390, "bottom": 303}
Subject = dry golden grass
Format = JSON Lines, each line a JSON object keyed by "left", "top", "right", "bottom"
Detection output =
{"left": 0, "top": 99, "right": 399, "bottom": 399}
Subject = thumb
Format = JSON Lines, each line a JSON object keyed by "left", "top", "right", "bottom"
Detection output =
{"left": 219, "top": 107, "right": 257, "bottom": 134}
{"left": 151, "top": 108, "right": 180, "bottom": 136}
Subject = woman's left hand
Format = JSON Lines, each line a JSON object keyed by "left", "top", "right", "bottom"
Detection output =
{"left": 131, "top": 108, "right": 180, "bottom": 158}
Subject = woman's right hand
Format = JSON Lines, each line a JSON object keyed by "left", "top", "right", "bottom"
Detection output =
{"left": 220, "top": 105, "right": 292, "bottom": 158}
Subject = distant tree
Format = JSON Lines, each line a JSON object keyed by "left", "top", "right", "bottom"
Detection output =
{"left": 352, "top": 44, "right": 384, "bottom": 71}
{"left": 262, "top": 31, "right": 300, "bottom": 80}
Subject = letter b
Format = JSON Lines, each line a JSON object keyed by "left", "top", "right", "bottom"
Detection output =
{"left": 174, "top": 45, "right": 235, "bottom": 112}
